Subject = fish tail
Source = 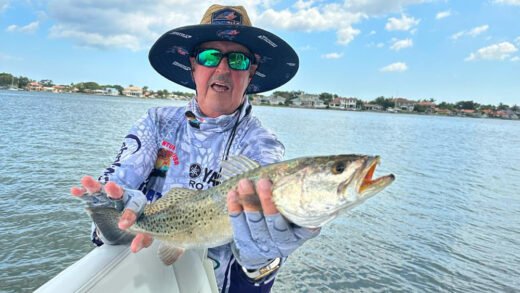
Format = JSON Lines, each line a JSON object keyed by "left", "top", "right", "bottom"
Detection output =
{"left": 86, "top": 206, "right": 135, "bottom": 244}
{"left": 79, "top": 192, "right": 135, "bottom": 245}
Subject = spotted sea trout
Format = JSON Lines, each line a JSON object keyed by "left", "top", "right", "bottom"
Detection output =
{"left": 79, "top": 155, "right": 395, "bottom": 263}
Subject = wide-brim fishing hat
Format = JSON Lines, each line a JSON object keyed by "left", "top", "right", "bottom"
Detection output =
{"left": 148, "top": 4, "right": 299, "bottom": 94}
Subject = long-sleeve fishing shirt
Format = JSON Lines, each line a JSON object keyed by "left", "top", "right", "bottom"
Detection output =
{"left": 97, "top": 97, "right": 285, "bottom": 291}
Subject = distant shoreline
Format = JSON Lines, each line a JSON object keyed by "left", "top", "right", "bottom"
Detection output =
{"left": 1, "top": 89, "right": 518, "bottom": 121}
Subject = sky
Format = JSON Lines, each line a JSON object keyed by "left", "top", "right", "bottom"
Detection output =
{"left": 0, "top": 0, "right": 519, "bottom": 105}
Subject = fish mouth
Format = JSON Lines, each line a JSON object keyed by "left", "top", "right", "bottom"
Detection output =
{"left": 357, "top": 156, "right": 395, "bottom": 194}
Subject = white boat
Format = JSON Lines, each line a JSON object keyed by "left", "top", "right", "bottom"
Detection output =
{"left": 35, "top": 242, "right": 218, "bottom": 293}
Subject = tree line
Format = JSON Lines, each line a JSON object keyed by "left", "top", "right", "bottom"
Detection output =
{"left": 271, "top": 91, "right": 518, "bottom": 112}
{"left": 0, "top": 72, "right": 193, "bottom": 99}
{"left": 1, "top": 72, "right": 516, "bottom": 110}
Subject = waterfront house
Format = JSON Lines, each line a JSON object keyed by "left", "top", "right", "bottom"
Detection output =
{"left": 435, "top": 108, "right": 453, "bottom": 116}
{"left": 27, "top": 81, "right": 43, "bottom": 91}
{"left": 496, "top": 110, "right": 519, "bottom": 120}
{"left": 329, "top": 97, "right": 357, "bottom": 109}
{"left": 123, "top": 86, "right": 143, "bottom": 97}
{"left": 394, "top": 98, "right": 416, "bottom": 112}
{"left": 291, "top": 93, "right": 326, "bottom": 108}
{"left": 92, "top": 89, "right": 106, "bottom": 95}
{"left": 458, "top": 109, "right": 476, "bottom": 117}
{"left": 363, "top": 103, "right": 383, "bottom": 111}
{"left": 52, "top": 85, "right": 66, "bottom": 93}
{"left": 104, "top": 88, "right": 120, "bottom": 96}
{"left": 266, "top": 95, "right": 286, "bottom": 106}
{"left": 417, "top": 101, "right": 436, "bottom": 113}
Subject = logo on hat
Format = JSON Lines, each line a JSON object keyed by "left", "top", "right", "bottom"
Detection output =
{"left": 217, "top": 29, "right": 240, "bottom": 40}
{"left": 212, "top": 9, "right": 243, "bottom": 24}
{"left": 170, "top": 31, "right": 192, "bottom": 39}
{"left": 258, "top": 35, "right": 278, "bottom": 47}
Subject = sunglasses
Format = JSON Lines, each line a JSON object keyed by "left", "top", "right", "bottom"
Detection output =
{"left": 193, "top": 48, "right": 255, "bottom": 71}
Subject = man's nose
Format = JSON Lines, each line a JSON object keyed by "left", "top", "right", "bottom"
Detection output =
{"left": 215, "top": 57, "right": 230, "bottom": 73}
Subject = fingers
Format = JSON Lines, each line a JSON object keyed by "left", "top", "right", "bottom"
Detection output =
{"left": 118, "top": 209, "right": 137, "bottom": 230}
{"left": 80, "top": 175, "right": 102, "bottom": 194}
{"left": 131, "top": 233, "right": 154, "bottom": 253}
{"left": 70, "top": 186, "right": 86, "bottom": 197}
{"left": 71, "top": 175, "right": 100, "bottom": 197}
{"left": 227, "top": 190, "right": 242, "bottom": 215}
{"left": 237, "top": 179, "right": 261, "bottom": 212}
{"left": 105, "top": 181, "right": 124, "bottom": 200}
{"left": 228, "top": 178, "right": 278, "bottom": 214}
{"left": 257, "top": 178, "right": 278, "bottom": 215}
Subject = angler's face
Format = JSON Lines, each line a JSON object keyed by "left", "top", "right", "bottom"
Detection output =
{"left": 190, "top": 41, "right": 257, "bottom": 118}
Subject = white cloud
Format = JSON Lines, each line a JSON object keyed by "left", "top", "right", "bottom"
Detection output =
{"left": 380, "top": 62, "right": 408, "bottom": 72}
{"left": 49, "top": 24, "right": 141, "bottom": 51}
{"left": 465, "top": 42, "right": 518, "bottom": 61}
{"left": 47, "top": 1, "right": 210, "bottom": 50}
{"left": 511, "top": 56, "right": 520, "bottom": 62}
{"left": 390, "top": 38, "right": 413, "bottom": 50}
{"left": 451, "top": 25, "right": 489, "bottom": 40}
{"left": 254, "top": 2, "right": 366, "bottom": 45}
{"left": 515, "top": 36, "right": 520, "bottom": 45}
{"left": 346, "top": 0, "right": 429, "bottom": 15}
{"left": 0, "top": 0, "right": 8, "bottom": 13}
{"left": 436, "top": 10, "right": 451, "bottom": 19}
{"left": 493, "top": 0, "right": 520, "bottom": 5}
{"left": 385, "top": 14, "right": 420, "bottom": 31}
{"left": 369, "top": 30, "right": 376, "bottom": 35}
{"left": 41, "top": 1, "right": 430, "bottom": 50}
{"left": 321, "top": 52, "right": 343, "bottom": 59}
{"left": 468, "top": 25, "right": 489, "bottom": 37}
{"left": 451, "top": 31, "right": 465, "bottom": 40}
{"left": 337, "top": 26, "right": 361, "bottom": 45}
{"left": 5, "top": 21, "right": 39, "bottom": 33}
{"left": 293, "top": 0, "right": 316, "bottom": 10}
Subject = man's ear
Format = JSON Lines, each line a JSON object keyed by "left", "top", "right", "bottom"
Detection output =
{"left": 189, "top": 57, "right": 196, "bottom": 72}
{"left": 249, "top": 64, "right": 258, "bottom": 79}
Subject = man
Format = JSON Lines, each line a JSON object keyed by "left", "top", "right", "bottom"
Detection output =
{"left": 72, "top": 4, "right": 318, "bottom": 292}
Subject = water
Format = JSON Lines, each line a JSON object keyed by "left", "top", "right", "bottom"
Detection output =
{"left": 1, "top": 90, "right": 519, "bottom": 292}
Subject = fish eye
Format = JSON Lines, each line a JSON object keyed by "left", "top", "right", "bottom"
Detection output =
{"left": 332, "top": 161, "right": 346, "bottom": 174}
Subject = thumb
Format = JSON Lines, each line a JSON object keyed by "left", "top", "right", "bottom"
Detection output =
{"left": 118, "top": 209, "right": 137, "bottom": 230}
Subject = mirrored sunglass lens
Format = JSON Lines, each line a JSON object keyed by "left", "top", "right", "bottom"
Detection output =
{"left": 198, "top": 49, "right": 221, "bottom": 67}
{"left": 228, "top": 53, "right": 250, "bottom": 70}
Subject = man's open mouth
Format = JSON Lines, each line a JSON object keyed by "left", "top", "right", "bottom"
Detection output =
{"left": 211, "top": 82, "right": 230, "bottom": 92}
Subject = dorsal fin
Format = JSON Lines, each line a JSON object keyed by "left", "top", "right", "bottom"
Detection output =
{"left": 220, "top": 155, "right": 261, "bottom": 181}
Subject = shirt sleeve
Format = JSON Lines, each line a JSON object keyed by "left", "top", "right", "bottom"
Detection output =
{"left": 98, "top": 108, "right": 160, "bottom": 189}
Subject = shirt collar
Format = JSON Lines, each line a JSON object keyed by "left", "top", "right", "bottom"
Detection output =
{"left": 185, "top": 96, "right": 251, "bottom": 132}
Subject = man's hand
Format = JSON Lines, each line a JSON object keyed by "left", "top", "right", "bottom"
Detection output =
{"left": 71, "top": 175, "right": 153, "bottom": 252}
{"left": 227, "top": 178, "right": 320, "bottom": 268}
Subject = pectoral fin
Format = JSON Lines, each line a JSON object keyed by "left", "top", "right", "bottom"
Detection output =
{"left": 158, "top": 242, "right": 185, "bottom": 265}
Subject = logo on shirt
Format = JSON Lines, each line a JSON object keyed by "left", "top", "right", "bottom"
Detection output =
{"left": 161, "top": 140, "right": 180, "bottom": 165}
{"left": 189, "top": 164, "right": 202, "bottom": 178}
{"left": 188, "top": 164, "right": 221, "bottom": 190}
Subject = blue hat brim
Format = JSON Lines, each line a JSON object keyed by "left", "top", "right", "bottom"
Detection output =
{"left": 148, "top": 24, "right": 299, "bottom": 94}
